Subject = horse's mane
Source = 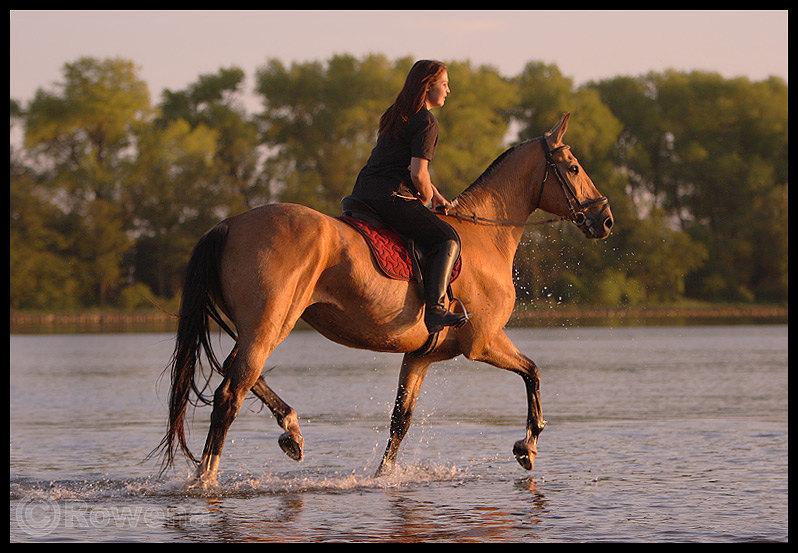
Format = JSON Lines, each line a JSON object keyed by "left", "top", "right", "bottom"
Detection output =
{"left": 454, "top": 140, "right": 529, "bottom": 209}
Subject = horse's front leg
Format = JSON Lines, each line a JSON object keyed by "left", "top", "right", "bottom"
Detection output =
{"left": 469, "top": 330, "right": 545, "bottom": 470}
{"left": 376, "top": 353, "right": 432, "bottom": 476}
{"left": 511, "top": 368, "right": 545, "bottom": 470}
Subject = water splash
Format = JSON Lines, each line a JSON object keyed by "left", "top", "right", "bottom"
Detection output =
{"left": 11, "top": 461, "right": 471, "bottom": 502}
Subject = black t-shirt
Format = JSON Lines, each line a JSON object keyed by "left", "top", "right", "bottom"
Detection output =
{"left": 352, "top": 107, "right": 438, "bottom": 200}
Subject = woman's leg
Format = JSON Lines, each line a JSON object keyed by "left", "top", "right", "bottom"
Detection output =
{"left": 363, "top": 195, "right": 467, "bottom": 333}
{"left": 422, "top": 238, "right": 467, "bottom": 332}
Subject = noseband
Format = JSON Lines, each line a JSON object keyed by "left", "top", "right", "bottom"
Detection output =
{"left": 537, "top": 137, "right": 608, "bottom": 227}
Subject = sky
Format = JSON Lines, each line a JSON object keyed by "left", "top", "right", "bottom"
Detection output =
{"left": 10, "top": 10, "right": 788, "bottom": 109}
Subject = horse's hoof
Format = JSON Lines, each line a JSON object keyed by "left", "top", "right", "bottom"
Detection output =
{"left": 278, "top": 431, "right": 304, "bottom": 461}
{"left": 186, "top": 474, "right": 218, "bottom": 492}
{"left": 513, "top": 440, "right": 536, "bottom": 471}
{"left": 375, "top": 459, "right": 395, "bottom": 477}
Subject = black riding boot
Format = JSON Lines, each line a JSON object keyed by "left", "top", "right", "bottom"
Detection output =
{"left": 423, "top": 239, "right": 468, "bottom": 334}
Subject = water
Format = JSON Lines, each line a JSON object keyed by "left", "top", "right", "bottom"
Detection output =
{"left": 10, "top": 325, "right": 788, "bottom": 542}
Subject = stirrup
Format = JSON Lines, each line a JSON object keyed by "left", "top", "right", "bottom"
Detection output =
{"left": 450, "top": 297, "right": 470, "bottom": 325}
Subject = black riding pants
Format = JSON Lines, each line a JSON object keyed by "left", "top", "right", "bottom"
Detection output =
{"left": 358, "top": 194, "right": 460, "bottom": 253}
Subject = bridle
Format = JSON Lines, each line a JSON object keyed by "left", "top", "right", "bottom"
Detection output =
{"left": 441, "top": 136, "right": 608, "bottom": 229}
{"left": 537, "top": 136, "right": 609, "bottom": 228}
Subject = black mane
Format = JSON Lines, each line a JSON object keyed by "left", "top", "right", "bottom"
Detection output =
{"left": 457, "top": 140, "right": 530, "bottom": 200}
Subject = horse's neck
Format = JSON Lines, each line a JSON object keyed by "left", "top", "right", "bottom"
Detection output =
{"left": 455, "top": 142, "right": 541, "bottom": 222}
{"left": 453, "top": 142, "right": 542, "bottom": 252}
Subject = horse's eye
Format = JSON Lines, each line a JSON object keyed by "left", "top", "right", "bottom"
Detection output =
{"left": 569, "top": 165, "right": 579, "bottom": 175}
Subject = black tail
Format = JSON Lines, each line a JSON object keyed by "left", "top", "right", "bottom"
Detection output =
{"left": 152, "top": 223, "right": 237, "bottom": 473}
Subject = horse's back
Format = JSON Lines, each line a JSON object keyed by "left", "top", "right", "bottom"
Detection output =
{"left": 225, "top": 202, "right": 327, "bottom": 242}
{"left": 217, "top": 203, "right": 429, "bottom": 351}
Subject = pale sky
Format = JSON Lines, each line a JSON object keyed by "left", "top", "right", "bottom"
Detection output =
{"left": 10, "top": 10, "right": 788, "bottom": 109}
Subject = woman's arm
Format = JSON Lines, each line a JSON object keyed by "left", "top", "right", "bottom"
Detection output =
{"left": 410, "top": 157, "right": 451, "bottom": 212}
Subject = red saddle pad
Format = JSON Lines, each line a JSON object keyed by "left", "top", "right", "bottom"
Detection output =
{"left": 339, "top": 215, "right": 460, "bottom": 283}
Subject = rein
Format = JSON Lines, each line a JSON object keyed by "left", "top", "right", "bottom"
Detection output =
{"left": 441, "top": 136, "right": 607, "bottom": 229}
{"left": 439, "top": 209, "right": 566, "bottom": 228}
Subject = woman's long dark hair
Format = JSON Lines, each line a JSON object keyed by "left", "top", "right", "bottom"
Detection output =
{"left": 379, "top": 59, "right": 447, "bottom": 137}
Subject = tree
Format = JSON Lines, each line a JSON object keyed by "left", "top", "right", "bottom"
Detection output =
{"left": 593, "top": 71, "right": 788, "bottom": 302}
{"left": 73, "top": 198, "right": 131, "bottom": 304}
{"left": 432, "top": 61, "right": 519, "bottom": 197}
{"left": 256, "top": 54, "right": 411, "bottom": 214}
{"left": 19, "top": 57, "right": 151, "bottom": 304}
{"left": 127, "top": 119, "right": 219, "bottom": 297}
{"left": 10, "top": 55, "right": 787, "bottom": 310}
{"left": 10, "top": 154, "right": 86, "bottom": 309}
{"left": 24, "top": 57, "right": 151, "bottom": 206}
{"left": 158, "top": 67, "right": 270, "bottom": 213}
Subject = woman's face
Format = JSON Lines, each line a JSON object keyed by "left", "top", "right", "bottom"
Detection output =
{"left": 425, "top": 71, "right": 450, "bottom": 109}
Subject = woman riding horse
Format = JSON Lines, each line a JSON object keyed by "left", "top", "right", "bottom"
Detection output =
{"left": 351, "top": 60, "right": 467, "bottom": 334}
{"left": 155, "top": 109, "right": 613, "bottom": 488}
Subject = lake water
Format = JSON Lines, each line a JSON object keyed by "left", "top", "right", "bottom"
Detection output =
{"left": 10, "top": 325, "right": 788, "bottom": 542}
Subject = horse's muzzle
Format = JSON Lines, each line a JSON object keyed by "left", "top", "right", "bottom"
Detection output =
{"left": 576, "top": 203, "right": 613, "bottom": 239}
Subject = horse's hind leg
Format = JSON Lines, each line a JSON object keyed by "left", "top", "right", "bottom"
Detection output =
{"left": 255, "top": 380, "right": 304, "bottom": 461}
{"left": 194, "top": 341, "right": 274, "bottom": 487}
{"left": 223, "top": 345, "right": 304, "bottom": 461}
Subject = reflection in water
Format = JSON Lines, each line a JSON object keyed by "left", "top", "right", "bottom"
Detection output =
{"left": 383, "top": 476, "right": 549, "bottom": 542}
{"left": 514, "top": 477, "right": 547, "bottom": 537}
{"left": 195, "top": 494, "right": 306, "bottom": 542}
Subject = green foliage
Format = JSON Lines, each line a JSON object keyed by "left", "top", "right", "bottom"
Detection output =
{"left": 117, "top": 281, "right": 158, "bottom": 310}
{"left": 592, "top": 270, "right": 646, "bottom": 307}
{"left": 158, "top": 66, "right": 269, "bottom": 213}
{"left": 10, "top": 171, "right": 86, "bottom": 310}
{"left": 591, "top": 71, "right": 787, "bottom": 302}
{"left": 127, "top": 118, "right": 220, "bottom": 296}
{"left": 433, "top": 61, "right": 519, "bottom": 197}
{"left": 256, "top": 53, "right": 409, "bottom": 214}
{"left": 9, "top": 55, "right": 788, "bottom": 311}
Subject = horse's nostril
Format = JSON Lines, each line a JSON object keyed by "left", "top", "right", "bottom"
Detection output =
{"left": 604, "top": 217, "right": 613, "bottom": 230}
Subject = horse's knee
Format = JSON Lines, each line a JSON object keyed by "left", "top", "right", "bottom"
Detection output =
{"left": 520, "top": 364, "right": 541, "bottom": 391}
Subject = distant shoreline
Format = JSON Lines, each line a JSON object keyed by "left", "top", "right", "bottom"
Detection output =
{"left": 10, "top": 304, "right": 787, "bottom": 334}
{"left": 507, "top": 304, "right": 787, "bottom": 327}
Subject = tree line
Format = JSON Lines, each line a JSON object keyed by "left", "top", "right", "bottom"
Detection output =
{"left": 10, "top": 54, "right": 787, "bottom": 311}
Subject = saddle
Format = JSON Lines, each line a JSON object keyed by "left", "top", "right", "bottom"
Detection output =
{"left": 338, "top": 195, "right": 461, "bottom": 286}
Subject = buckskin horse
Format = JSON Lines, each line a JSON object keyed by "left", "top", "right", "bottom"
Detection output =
{"left": 156, "top": 113, "right": 613, "bottom": 487}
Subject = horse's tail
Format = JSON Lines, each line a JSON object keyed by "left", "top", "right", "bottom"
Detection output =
{"left": 154, "top": 222, "right": 237, "bottom": 474}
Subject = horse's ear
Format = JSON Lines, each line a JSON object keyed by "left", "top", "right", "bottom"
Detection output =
{"left": 545, "top": 113, "right": 570, "bottom": 146}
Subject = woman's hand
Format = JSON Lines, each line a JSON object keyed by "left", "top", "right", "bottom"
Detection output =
{"left": 410, "top": 157, "right": 451, "bottom": 212}
{"left": 430, "top": 187, "right": 452, "bottom": 214}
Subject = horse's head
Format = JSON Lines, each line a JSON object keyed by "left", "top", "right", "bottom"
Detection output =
{"left": 536, "top": 113, "right": 614, "bottom": 239}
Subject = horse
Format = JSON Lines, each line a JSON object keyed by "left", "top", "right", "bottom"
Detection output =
{"left": 155, "top": 113, "right": 613, "bottom": 487}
